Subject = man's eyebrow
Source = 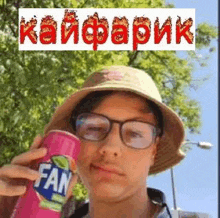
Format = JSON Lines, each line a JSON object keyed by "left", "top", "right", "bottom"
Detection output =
{"left": 138, "top": 107, "right": 154, "bottom": 113}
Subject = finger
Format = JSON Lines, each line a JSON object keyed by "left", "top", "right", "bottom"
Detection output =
{"left": 11, "top": 148, "right": 47, "bottom": 166}
{"left": 30, "top": 135, "right": 43, "bottom": 150}
{"left": 0, "top": 179, "right": 27, "bottom": 196}
{"left": 0, "top": 165, "right": 41, "bottom": 181}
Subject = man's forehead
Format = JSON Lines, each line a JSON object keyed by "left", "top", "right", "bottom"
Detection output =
{"left": 109, "top": 91, "right": 155, "bottom": 113}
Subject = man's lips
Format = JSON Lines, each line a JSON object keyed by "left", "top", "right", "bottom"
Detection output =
{"left": 91, "top": 164, "right": 124, "bottom": 176}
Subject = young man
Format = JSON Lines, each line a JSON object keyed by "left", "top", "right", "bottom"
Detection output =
{"left": 0, "top": 66, "right": 185, "bottom": 217}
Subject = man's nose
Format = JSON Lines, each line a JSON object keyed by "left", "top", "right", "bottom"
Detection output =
{"left": 98, "top": 123, "right": 123, "bottom": 157}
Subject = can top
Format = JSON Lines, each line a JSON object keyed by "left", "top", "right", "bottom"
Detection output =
{"left": 46, "top": 130, "right": 80, "bottom": 141}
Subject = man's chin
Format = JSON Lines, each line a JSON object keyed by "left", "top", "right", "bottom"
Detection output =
{"left": 89, "top": 182, "right": 126, "bottom": 201}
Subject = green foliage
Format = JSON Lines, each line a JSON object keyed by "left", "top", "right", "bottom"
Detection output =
{"left": 73, "top": 182, "right": 89, "bottom": 202}
{"left": 0, "top": 0, "right": 217, "bottom": 203}
{"left": 196, "top": 23, "right": 218, "bottom": 49}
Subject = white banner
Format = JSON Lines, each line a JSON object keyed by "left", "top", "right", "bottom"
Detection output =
{"left": 19, "top": 8, "right": 195, "bottom": 51}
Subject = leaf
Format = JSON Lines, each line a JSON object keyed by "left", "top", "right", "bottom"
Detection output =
{"left": 0, "top": 119, "right": 4, "bottom": 132}
{"left": 20, "top": 73, "right": 27, "bottom": 85}
{"left": 76, "top": 78, "right": 84, "bottom": 86}
{"left": 14, "top": 115, "right": 21, "bottom": 125}
{"left": 51, "top": 156, "right": 69, "bottom": 170}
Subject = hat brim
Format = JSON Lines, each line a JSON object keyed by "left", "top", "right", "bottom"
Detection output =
{"left": 44, "top": 83, "right": 185, "bottom": 175}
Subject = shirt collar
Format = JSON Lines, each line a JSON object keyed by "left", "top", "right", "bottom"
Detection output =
{"left": 147, "top": 187, "right": 172, "bottom": 218}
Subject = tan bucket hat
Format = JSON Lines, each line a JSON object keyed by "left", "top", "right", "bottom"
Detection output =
{"left": 44, "top": 66, "right": 185, "bottom": 175}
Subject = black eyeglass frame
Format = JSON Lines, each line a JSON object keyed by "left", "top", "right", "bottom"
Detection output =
{"left": 74, "top": 112, "right": 161, "bottom": 150}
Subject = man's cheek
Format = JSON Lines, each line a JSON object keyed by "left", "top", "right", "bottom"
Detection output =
{"left": 78, "top": 155, "right": 91, "bottom": 169}
{"left": 78, "top": 142, "right": 93, "bottom": 160}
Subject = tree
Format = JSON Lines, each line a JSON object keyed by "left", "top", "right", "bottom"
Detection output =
{"left": 0, "top": 0, "right": 217, "bottom": 202}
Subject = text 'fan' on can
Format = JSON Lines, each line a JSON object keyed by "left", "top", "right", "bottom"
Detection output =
{"left": 11, "top": 130, "right": 81, "bottom": 218}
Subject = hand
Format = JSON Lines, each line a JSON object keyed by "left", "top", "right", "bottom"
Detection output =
{"left": 0, "top": 135, "right": 78, "bottom": 199}
{"left": 0, "top": 135, "right": 46, "bottom": 197}
{"left": 0, "top": 134, "right": 79, "bottom": 218}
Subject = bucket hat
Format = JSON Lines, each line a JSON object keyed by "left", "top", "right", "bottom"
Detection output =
{"left": 44, "top": 66, "right": 185, "bottom": 175}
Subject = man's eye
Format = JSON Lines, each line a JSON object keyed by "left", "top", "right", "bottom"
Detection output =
{"left": 129, "top": 131, "right": 143, "bottom": 138}
{"left": 87, "top": 126, "right": 105, "bottom": 132}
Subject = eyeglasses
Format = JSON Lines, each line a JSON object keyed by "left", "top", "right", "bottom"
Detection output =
{"left": 74, "top": 113, "right": 160, "bottom": 149}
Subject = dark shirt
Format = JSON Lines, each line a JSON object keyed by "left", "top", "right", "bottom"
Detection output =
{"left": 66, "top": 188, "right": 172, "bottom": 218}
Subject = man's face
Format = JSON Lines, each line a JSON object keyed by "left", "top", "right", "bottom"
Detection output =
{"left": 76, "top": 92, "right": 158, "bottom": 202}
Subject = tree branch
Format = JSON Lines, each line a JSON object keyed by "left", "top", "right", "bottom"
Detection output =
{"left": 149, "top": 51, "right": 168, "bottom": 67}
{"left": 1, "top": 6, "right": 17, "bottom": 37}
{"left": 128, "top": 51, "right": 140, "bottom": 66}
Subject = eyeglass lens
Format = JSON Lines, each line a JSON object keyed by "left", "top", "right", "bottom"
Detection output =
{"left": 76, "top": 113, "right": 156, "bottom": 149}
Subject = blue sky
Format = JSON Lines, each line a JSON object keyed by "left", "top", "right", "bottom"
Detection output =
{"left": 148, "top": 0, "right": 218, "bottom": 217}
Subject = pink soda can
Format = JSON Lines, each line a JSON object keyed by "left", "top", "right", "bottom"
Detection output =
{"left": 11, "top": 130, "right": 81, "bottom": 218}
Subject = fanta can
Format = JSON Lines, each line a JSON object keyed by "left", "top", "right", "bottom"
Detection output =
{"left": 11, "top": 130, "right": 81, "bottom": 218}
